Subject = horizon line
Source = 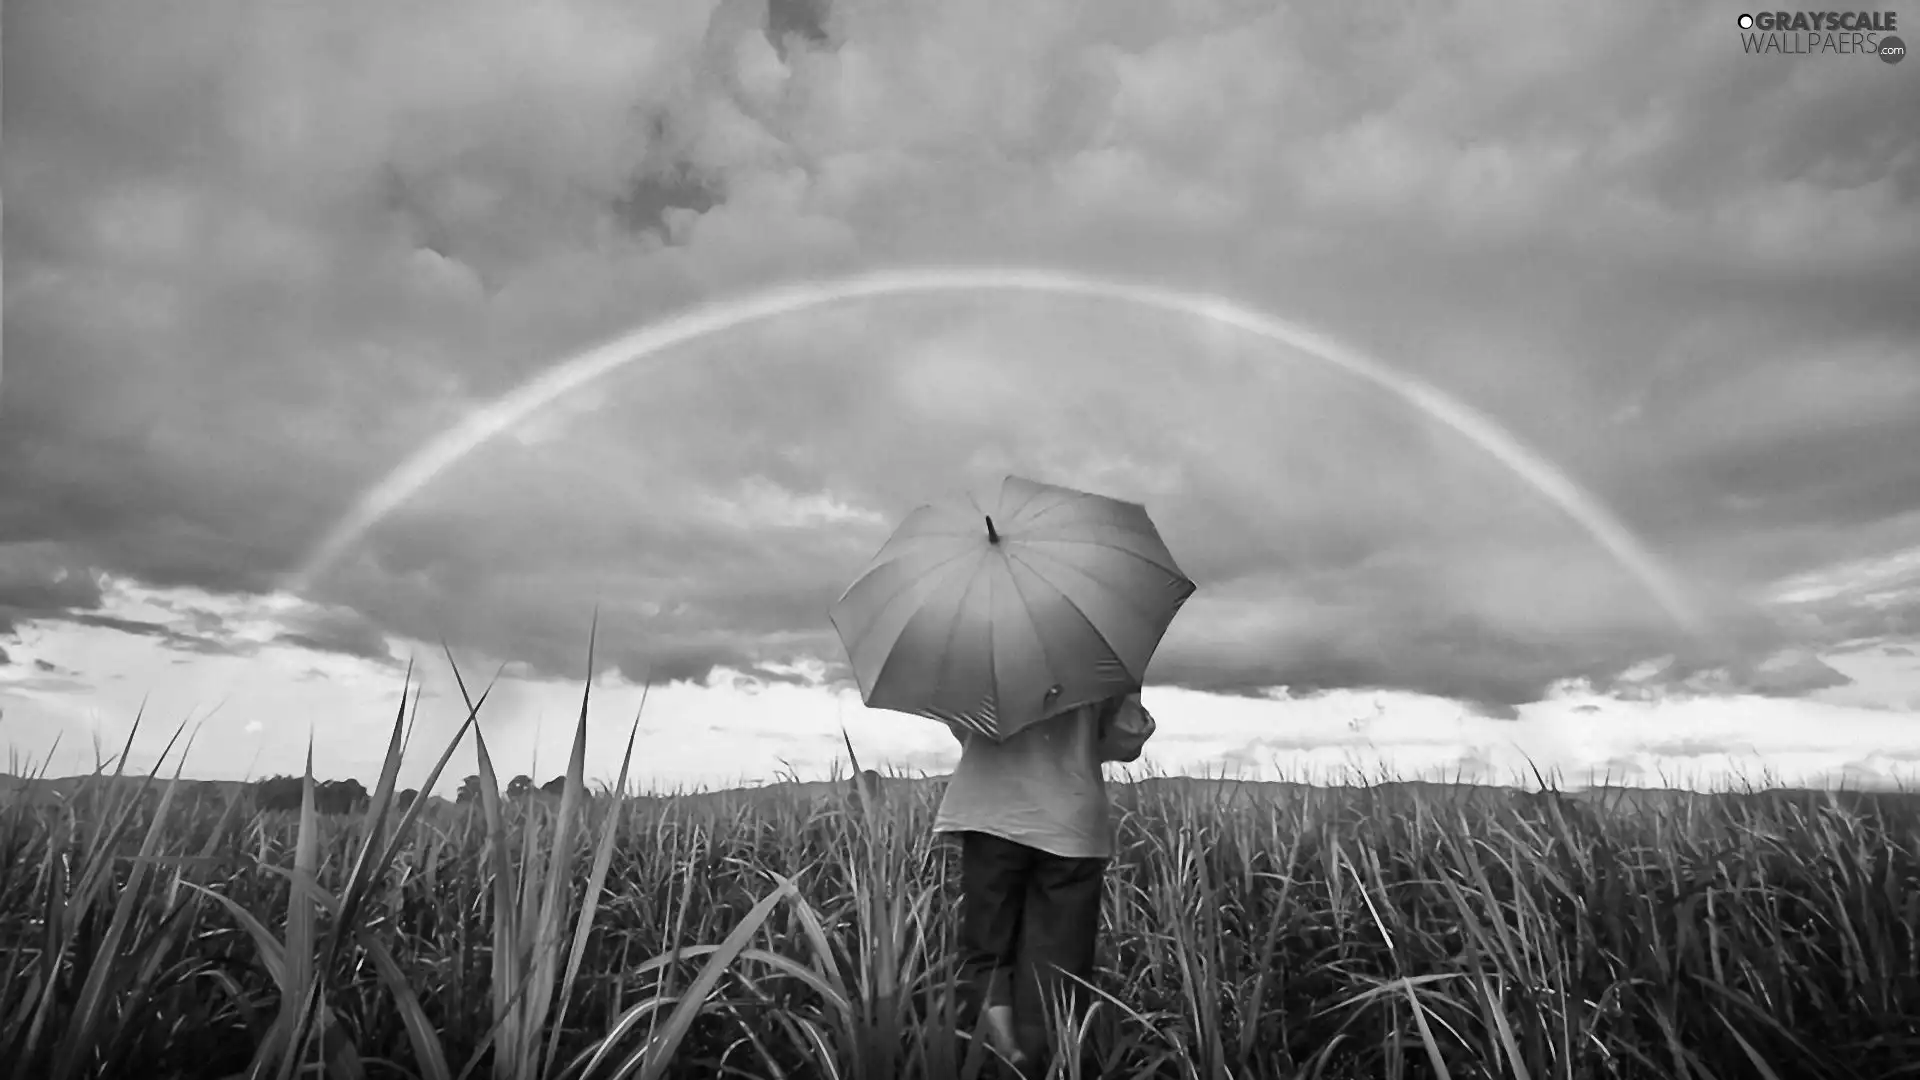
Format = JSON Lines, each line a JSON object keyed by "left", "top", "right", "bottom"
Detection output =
{"left": 4, "top": 770, "right": 1911, "bottom": 798}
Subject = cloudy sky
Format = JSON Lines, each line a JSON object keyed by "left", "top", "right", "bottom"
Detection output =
{"left": 4, "top": 0, "right": 1918, "bottom": 795}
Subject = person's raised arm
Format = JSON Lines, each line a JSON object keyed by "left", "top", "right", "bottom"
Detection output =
{"left": 1097, "top": 694, "right": 1156, "bottom": 763}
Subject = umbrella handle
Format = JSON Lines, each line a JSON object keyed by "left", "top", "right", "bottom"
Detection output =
{"left": 985, "top": 515, "right": 1000, "bottom": 544}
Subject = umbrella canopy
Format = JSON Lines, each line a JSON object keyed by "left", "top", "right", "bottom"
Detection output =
{"left": 829, "top": 475, "right": 1195, "bottom": 741}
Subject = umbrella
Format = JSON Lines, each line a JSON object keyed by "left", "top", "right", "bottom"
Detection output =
{"left": 829, "top": 475, "right": 1195, "bottom": 741}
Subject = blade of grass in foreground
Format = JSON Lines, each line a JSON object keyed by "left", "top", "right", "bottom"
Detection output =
{"left": 286, "top": 664, "right": 430, "bottom": 1078}
{"left": 444, "top": 619, "right": 631, "bottom": 1080}
{"left": 521, "top": 617, "right": 598, "bottom": 1079}
{"left": 258, "top": 736, "right": 321, "bottom": 1080}
{"left": 441, "top": 653, "right": 568, "bottom": 1080}
{"left": 47, "top": 716, "right": 191, "bottom": 1080}
{"left": 189, "top": 868, "right": 451, "bottom": 1080}
{"left": 197, "top": 663, "right": 491, "bottom": 1080}
{"left": 584, "top": 876, "right": 803, "bottom": 1080}
{"left": 444, "top": 641, "right": 597, "bottom": 1080}
{"left": 48, "top": 702, "right": 168, "bottom": 1004}
{"left": 467, "top": 690, "right": 526, "bottom": 1080}
{"left": 545, "top": 681, "right": 650, "bottom": 1074}
{"left": 323, "top": 661, "right": 417, "bottom": 952}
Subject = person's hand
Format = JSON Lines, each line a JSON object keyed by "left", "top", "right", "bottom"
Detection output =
{"left": 1113, "top": 694, "right": 1153, "bottom": 731}
{"left": 1099, "top": 694, "right": 1155, "bottom": 762}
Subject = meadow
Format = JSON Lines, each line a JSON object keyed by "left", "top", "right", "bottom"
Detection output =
{"left": 3, "top": 668, "right": 1917, "bottom": 1080}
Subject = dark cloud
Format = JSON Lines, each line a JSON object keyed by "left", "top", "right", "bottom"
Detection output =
{"left": 2, "top": 672, "right": 95, "bottom": 696}
{"left": 1640, "top": 736, "right": 1739, "bottom": 759}
{"left": 66, "top": 613, "right": 250, "bottom": 657}
{"left": 3, "top": 0, "right": 1918, "bottom": 720}
{"left": 764, "top": 0, "right": 831, "bottom": 56}
{"left": 0, "top": 646, "right": 10, "bottom": 666}
{"left": 1594, "top": 755, "right": 1646, "bottom": 780}
{"left": 0, "top": 544, "right": 253, "bottom": 655}
{"left": 272, "top": 608, "right": 396, "bottom": 665}
{"left": 2, "top": 522, "right": 396, "bottom": 671}
{"left": 1742, "top": 653, "right": 1852, "bottom": 696}
{"left": 273, "top": 632, "right": 390, "bottom": 664}
{"left": 0, "top": 544, "right": 107, "bottom": 636}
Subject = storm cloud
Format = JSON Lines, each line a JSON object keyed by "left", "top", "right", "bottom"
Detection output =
{"left": 4, "top": 0, "right": 1917, "bottom": 721}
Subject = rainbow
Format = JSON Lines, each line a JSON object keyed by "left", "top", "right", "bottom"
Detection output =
{"left": 286, "top": 266, "right": 1709, "bottom": 639}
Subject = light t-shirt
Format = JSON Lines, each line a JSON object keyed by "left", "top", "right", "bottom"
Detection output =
{"left": 932, "top": 695, "right": 1156, "bottom": 860}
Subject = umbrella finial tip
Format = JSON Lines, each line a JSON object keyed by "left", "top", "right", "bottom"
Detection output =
{"left": 985, "top": 515, "right": 999, "bottom": 544}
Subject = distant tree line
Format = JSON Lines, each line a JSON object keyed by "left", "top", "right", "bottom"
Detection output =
{"left": 252, "top": 773, "right": 570, "bottom": 814}
{"left": 456, "top": 774, "right": 567, "bottom": 803}
{"left": 250, "top": 776, "right": 371, "bottom": 814}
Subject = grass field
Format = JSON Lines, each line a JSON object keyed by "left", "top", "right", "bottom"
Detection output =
{"left": 3, "top": 668, "right": 1917, "bottom": 1080}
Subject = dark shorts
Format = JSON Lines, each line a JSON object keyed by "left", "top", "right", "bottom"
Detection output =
{"left": 954, "top": 830, "right": 1106, "bottom": 1025}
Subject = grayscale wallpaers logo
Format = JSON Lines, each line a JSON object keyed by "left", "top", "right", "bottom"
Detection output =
{"left": 1737, "top": 10, "right": 1905, "bottom": 61}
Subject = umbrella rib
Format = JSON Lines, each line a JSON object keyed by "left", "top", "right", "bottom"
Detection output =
{"left": 1012, "top": 492, "right": 1096, "bottom": 531}
{"left": 1000, "top": 553, "right": 1068, "bottom": 717}
{"left": 928, "top": 566, "right": 977, "bottom": 719}
{"left": 840, "top": 546, "right": 977, "bottom": 619}
{"left": 1016, "top": 536, "right": 1189, "bottom": 583}
{"left": 863, "top": 554, "right": 981, "bottom": 708}
{"left": 999, "top": 478, "right": 1050, "bottom": 523}
{"left": 1004, "top": 548, "right": 1138, "bottom": 685}
{"left": 1007, "top": 543, "right": 1164, "bottom": 626}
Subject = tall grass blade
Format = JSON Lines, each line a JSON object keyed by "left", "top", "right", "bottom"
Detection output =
{"left": 47, "top": 717, "right": 189, "bottom": 1080}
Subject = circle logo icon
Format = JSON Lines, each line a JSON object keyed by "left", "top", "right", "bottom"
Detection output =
{"left": 1882, "top": 35, "right": 1907, "bottom": 63}
{"left": 1738, "top": 13, "right": 1755, "bottom": 29}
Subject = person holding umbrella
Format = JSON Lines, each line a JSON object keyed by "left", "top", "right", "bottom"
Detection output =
{"left": 830, "top": 476, "right": 1196, "bottom": 1071}
{"left": 934, "top": 688, "right": 1160, "bottom": 1069}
